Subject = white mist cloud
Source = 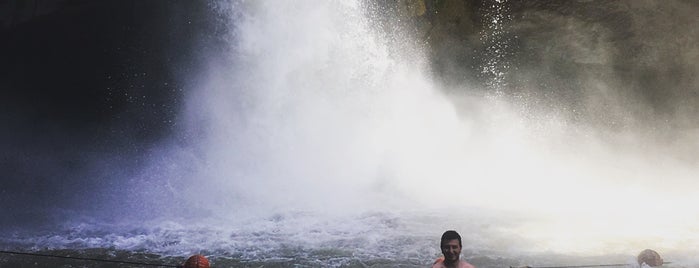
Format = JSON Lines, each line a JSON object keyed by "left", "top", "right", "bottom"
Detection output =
{"left": 164, "top": 0, "right": 699, "bottom": 257}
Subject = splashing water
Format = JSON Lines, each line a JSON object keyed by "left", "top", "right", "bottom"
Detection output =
{"left": 172, "top": 0, "right": 699, "bottom": 260}
{"left": 480, "top": 0, "right": 513, "bottom": 96}
{"left": 4, "top": 0, "right": 699, "bottom": 267}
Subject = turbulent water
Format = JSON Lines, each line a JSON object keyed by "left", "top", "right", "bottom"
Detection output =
{"left": 0, "top": 211, "right": 679, "bottom": 267}
{"left": 2, "top": 0, "right": 699, "bottom": 267}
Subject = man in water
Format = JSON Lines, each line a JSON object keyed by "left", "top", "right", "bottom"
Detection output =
{"left": 432, "top": 230, "right": 476, "bottom": 268}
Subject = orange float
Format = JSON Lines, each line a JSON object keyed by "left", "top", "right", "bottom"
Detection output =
{"left": 183, "top": 254, "right": 210, "bottom": 268}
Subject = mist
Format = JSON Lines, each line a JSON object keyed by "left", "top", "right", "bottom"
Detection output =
{"left": 1, "top": 0, "right": 698, "bottom": 265}
{"left": 127, "top": 0, "right": 698, "bottom": 257}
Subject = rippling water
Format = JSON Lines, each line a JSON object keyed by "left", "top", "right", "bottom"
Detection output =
{"left": 2, "top": 211, "right": 695, "bottom": 267}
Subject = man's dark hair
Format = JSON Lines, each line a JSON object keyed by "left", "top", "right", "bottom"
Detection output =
{"left": 440, "top": 230, "right": 462, "bottom": 247}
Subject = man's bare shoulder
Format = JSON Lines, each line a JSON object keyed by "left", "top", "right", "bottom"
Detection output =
{"left": 431, "top": 258, "right": 444, "bottom": 268}
{"left": 430, "top": 259, "right": 475, "bottom": 268}
{"left": 431, "top": 257, "right": 446, "bottom": 268}
{"left": 459, "top": 260, "right": 476, "bottom": 268}
{"left": 431, "top": 261, "right": 446, "bottom": 268}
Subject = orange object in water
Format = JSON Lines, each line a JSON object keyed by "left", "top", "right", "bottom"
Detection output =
{"left": 183, "top": 254, "right": 210, "bottom": 268}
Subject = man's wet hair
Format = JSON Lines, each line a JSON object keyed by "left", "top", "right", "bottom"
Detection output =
{"left": 440, "top": 230, "right": 462, "bottom": 247}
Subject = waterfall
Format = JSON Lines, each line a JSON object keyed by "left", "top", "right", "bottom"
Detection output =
{"left": 2, "top": 1, "right": 697, "bottom": 265}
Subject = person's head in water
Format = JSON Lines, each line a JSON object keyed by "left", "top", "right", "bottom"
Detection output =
{"left": 637, "top": 249, "right": 663, "bottom": 267}
{"left": 440, "top": 230, "right": 462, "bottom": 264}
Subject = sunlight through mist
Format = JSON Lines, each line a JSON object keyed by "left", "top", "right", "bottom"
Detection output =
{"left": 173, "top": 0, "right": 699, "bottom": 258}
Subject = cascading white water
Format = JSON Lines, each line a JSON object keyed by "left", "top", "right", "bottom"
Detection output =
{"left": 170, "top": 0, "right": 699, "bottom": 261}
{"left": 132, "top": 0, "right": 693, "bottom": 262}
{"left": 182, "top": 0, "right": 449, "bottom": 215}
{"left": 6, "top": 1, "right": 697, "bottom": 267}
